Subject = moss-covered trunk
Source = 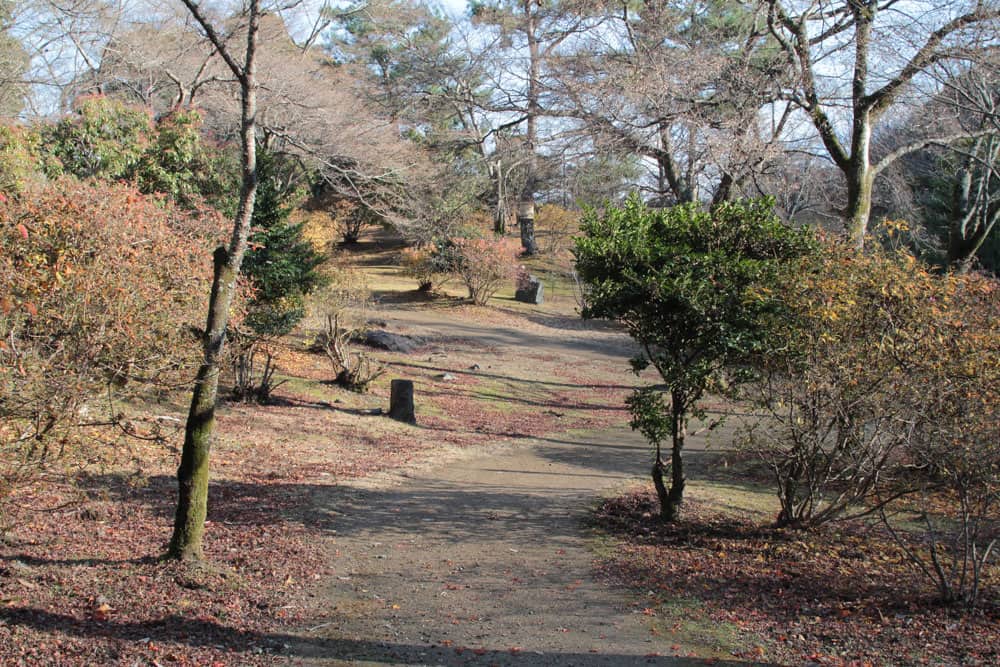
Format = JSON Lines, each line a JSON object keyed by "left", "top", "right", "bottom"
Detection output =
{"left": 168, "top": 0, "right": 260, "bottom": 561}
{"left": 168, "top": 249, "right": 232, "bottom": 560}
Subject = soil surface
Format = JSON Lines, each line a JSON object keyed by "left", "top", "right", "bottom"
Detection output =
{"left": 282, "top": 300, "right": 748, "bottom": 666}
{"left": 287, "top": 428, "right": 743, "bottom": 667}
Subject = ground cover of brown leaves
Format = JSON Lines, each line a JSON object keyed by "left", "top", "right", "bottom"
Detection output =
{"left": 593, "top": 489, "right": 1000, "bottom": 666}
{"left": 0, "top": 291, "right": 637, "bottom": 665}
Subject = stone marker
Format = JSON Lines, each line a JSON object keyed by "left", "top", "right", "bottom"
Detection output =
{"left": 388, "top": 379, "right": 415, "bottom": 424}
{"left": 514, "top": 275, "right": 544, "bottom": 305}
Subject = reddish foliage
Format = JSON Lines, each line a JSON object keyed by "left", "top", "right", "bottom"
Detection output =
{"left": 1, "top": 179, "right": 229, "bottom": 516}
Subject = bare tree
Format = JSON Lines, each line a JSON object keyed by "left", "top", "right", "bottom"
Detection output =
{"left": 555, "top": 1, "right": 791, "bottom": 208}
{"left": 869, "top": 58, "right": 1000, "bottom": 271}
{"left": 934, "top": 62, "right": 1000, "bottom": 272}
{"left": 94, "top": 4, "right": 445, "bottom": 241}
{"left": 0, "top": 0, "right": 29, "bottom": 116}
{"left": 472, "top": 0, "right": 606, "bottom": 253}
{"left": 168, "top": 0, "right": 261, "bottom": 561}
{"left": 765, "top": 0, "right": 1000, "bottom": 248}
{"left": 94, "top": 10, "right": 229, "bottom": 112}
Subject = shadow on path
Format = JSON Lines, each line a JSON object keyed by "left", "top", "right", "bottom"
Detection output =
{"left": 0, "top": 607, "right": 762, "bottom": 666}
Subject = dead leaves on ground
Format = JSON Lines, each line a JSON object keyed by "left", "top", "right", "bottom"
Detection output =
{"left": 593, "top": 490, "right": 1000, "bottom": 666}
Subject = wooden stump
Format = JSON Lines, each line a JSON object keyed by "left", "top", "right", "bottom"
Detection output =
{"left": 389, "top": 379, "right": 415, "bottom": 424}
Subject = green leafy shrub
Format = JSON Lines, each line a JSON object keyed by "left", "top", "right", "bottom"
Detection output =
{"left": 44, "top": 95, "right": 152, "bottom": 180}
{"left": 575, "top": 195, "right": 816, "bottom": 521}
{"left": 0, "top": 124, "right": 60, "bottom": 193}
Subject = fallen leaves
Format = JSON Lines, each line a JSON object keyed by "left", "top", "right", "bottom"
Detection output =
{"left": 0, "top": 468, "right": 331, "bottom": 666}
{"left": 0, "top": 283, "right": 641, "bottom": 666}
{"left": 593, "top": 489, "right": 1000, "bottom": 666}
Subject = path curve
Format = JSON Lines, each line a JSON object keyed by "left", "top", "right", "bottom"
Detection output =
{"left": 287, "top": 427, "right": 743, "bottom": 666}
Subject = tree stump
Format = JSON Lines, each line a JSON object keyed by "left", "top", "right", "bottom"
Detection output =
{"left": 388, "top": 379, "right": 415, "bottom": 424}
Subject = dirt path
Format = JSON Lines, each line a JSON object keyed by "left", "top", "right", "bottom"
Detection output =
{"left": 287, "top": 427, "right": 740, "bottom": 666}
{"left": 278, "top": 297, "right": 749, "bottom": 666}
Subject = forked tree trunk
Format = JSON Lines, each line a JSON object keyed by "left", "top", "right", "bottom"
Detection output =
{"left": 168, "top": 0, "right": 260, "bottom": 561}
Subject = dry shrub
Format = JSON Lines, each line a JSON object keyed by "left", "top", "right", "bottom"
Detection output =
{"left": 0, "top": 179, "right": 223, "bottom": 521}
{"left": 452, "top": 236, "right": 521, "bottom": 305}
{"left": 310, "top": 257, "right": 385, "bottom": 391}
{"left": 742, "top": 240, "right": 1000, "bottom": 607}
{"left": 292, "top": 209, "right": 340, "bottom": 253}
{"left": 535, "top": 203, "right": 580, "bottom": 254}
{"left": 399, "top": 246, "right": 436, "bottom": 291}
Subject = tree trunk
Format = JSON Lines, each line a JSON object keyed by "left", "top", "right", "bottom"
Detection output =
{"left": 947, "top": 138, "right": 998, "bottom": 273}
{"left": 665, "top": 391, "right": 686, "bottom": 521}
{"left": 845, "top": 162, "right": 874, "bottom": 250}
{"left": 169, "top": 248, "right": 231, "bottom": 560}
{"left": 517, "top": 199, "right": 537, "bottom": 256}
{"left": 389, "top": 379, "right": 415, "bottom": 424}
{"left": 491, "top": 160, "right": 507, "bottom": 235}
{"left": 652, "top": 459, "right": 670, "bottom": 520}
{"left": 845, "top": 9, "right": 873, "bottom": 250}
{"left": 518, "top": 0, "right": 540, "bottom": 256}
{"left": 657, "top": 126, "right": 692, "bottom": 204}
{"left": 169, "top": 0, "right": 260, "bottom": 561}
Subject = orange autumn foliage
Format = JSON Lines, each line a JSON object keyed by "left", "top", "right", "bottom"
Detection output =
{"left": 0, "top": 179, "right": 227, "bottom": 508}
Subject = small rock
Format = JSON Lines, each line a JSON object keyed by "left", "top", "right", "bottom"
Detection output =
{"left": 362, "top": 330, "right": 423, "bottom": 353}
{"left": 9, "top": 560, "right": 31, "bottom": 573}
{"left": 435, "top": 373, "right": 456, "bottom": 381}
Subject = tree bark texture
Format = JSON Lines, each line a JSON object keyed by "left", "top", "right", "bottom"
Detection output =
{"left": 517, "top": 0, "right": 540, "bottom": 256}
{"left": 666, "top": 390, "right": 686, "bottom": 522}
{"left": 169, "top": 248, "right": 231, "bottom": 560}
{"left": 169, "top": 0, "right": 260, "bottom": 561}
{"left": 653, "top": 391, "right": 686, "bottom": 523}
